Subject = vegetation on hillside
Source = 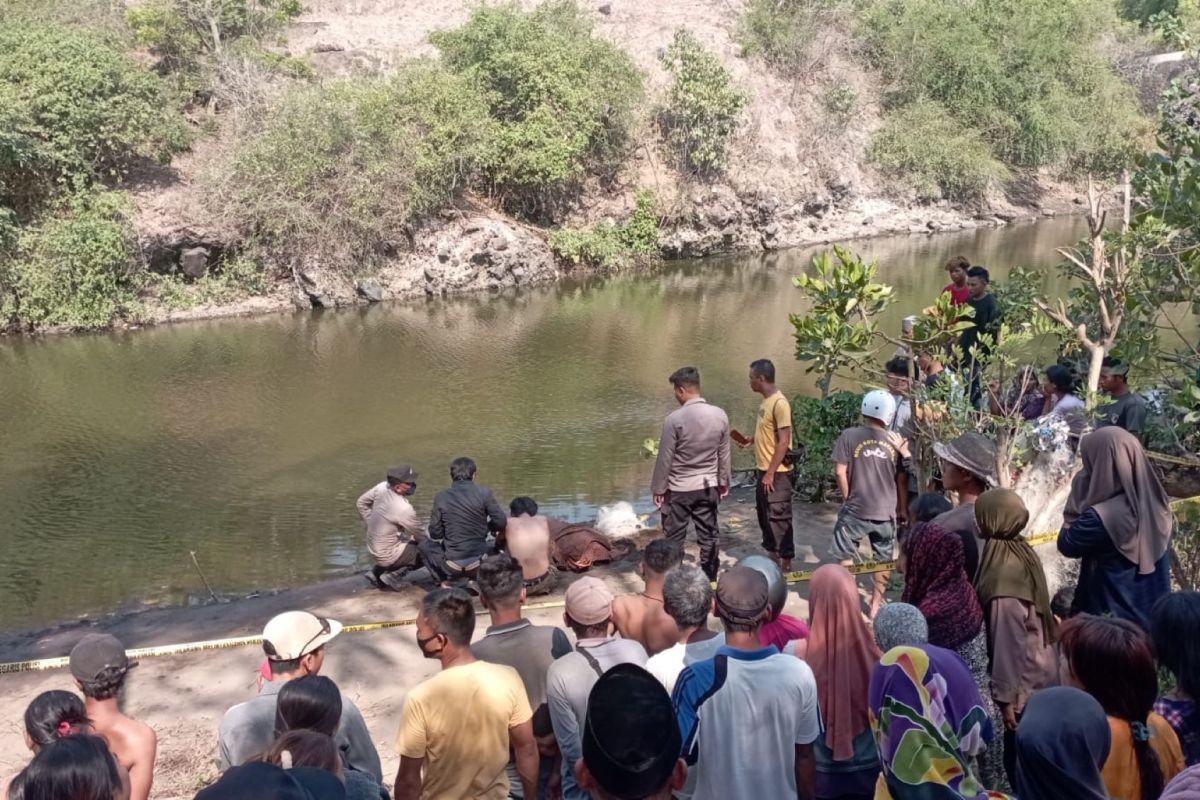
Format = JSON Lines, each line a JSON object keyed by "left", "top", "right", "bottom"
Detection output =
{"left": 658, "top": 29, "right": 748, "bottom": 174}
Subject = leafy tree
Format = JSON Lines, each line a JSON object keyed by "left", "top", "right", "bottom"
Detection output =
{"left": 659, "top": 29, "right": 748, "bottom": 174}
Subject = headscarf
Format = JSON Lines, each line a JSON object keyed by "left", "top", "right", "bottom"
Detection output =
{"left": 869, "top": 644, "right": 1005, "bottom": 800}
{"left": 1013, "top": 687, "right": 1111, "bottom": 800}
{"left": 1064, "top": 426, "right": 1173, "bottom": 575}
{"left": 901, "top": 524, "right": 984, "bottom": 649}
{"left": 874, "top": 603, "right": 929, "bottom": 652}
{"left": 973, "top": 489, "right": 1057, "bottom": 644}
{"left": 1163, "top": 764, "right": 1200, "bottom": 800}
{"left": 804, "top": 564, "right": 881, "bottom": 761}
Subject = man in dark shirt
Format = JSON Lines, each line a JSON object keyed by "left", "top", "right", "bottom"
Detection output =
{"left": 959, "top": 265, "right": 1000, "bottom": 406}
{"left": 473, "top": 553, "right": 572, "bottom": 800}
{"left": 420, "top": 456, "right": 507, "bottom": 583}
{"left": 1096, "top": 357, "right": 1148, "bottom": 440}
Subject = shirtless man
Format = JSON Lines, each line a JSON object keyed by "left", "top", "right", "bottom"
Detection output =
{"left": 69, "top": 634, "right": 157, "bottom": 800}
{"left": 611, "top": 538, "right": 683, "bottom": 656}
{"left": 497, "top": 496, "right": 556, "bottom": 596}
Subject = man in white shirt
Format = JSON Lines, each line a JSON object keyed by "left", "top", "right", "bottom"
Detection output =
{"left": 645, "top": 565, "right": 724, "bottom": 694}
{"left": 672, "top": 566, "right": 820, "bottom": 800}
{"left": 356, "top": 465, "right": 423, "bottom": 588}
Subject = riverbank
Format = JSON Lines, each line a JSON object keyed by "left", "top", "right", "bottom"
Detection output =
{"left": 0, "top": 488, "right": 842, "bottom": 798}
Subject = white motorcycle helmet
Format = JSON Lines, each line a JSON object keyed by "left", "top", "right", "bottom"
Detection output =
{"left": 861, "top": 389, "right": 898, "bottom": 427}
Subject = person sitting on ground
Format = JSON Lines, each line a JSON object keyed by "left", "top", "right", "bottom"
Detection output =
{"left": 1060, "top": 614, "right": 1185, "bottom": 799}
{"left": 547, "top": 577, "right": 649, "bottom": 800}
{"left": 11, "top": 733, "right": 131, "bottom": 800}
{"left": 1152, "top": 592, "right": 1200, "bottom": 766}
{"left": 870, "top": 644, "right": 1000, "bottom": 799}
{"left": 673, "top": 565, "right": 821, "bottom": 800}
{"left": 2, "top": 690, "right": 96, "bottom": 799}
{"left": 1058, "top": 426, "right": 1173, "bottom": 629}
{"left": 612, "top": 539, "right": 684, "bottom": 656}
{"left": 421, "top": 457, "right": 507, "bottom": 585}
{"left": 942, "top": 255, "right": 971, "bottom": 306}
{"left": 1013, "top": 687, "right": 1111, "bottom": 800}
{"left": 472, "top": 553, "right": 572, "bottom": 800}
{"left": 740, "top": 555, "right": 809, "bottom": 651}
{"left": 930, "top": 431, "right": 997, "bottom": 581}
{"left": 1097, "top": 357, "right": 1149, "bottom": 440}
{"left": 497, "top": 497, "right": 556, "bottom": 596}
{"left": 793, "top": 565, "right": 882, "bottom": 799}
{"left": 356, "top": 465, "right": 423, "bottom": 589}
{"left": 396, "top": 588, "right": 539, "bottom": 800}
{"left": 273, "top": 676, "right": 385, "bottom": 800}
{"left": 973, "top": 489, "right": 1058, "bottom": 783}
{"left": 872, "top": 602, "right": 928, "bottom": 652}
{"left": 195, "top": 760, "right": 346, "bottom": 800}
{"left": 901, "top": 524, "right": 1007, "bottom": 791}
{"left": 69, "top": 633, "right": 157, "bottom": 800}
{"left": 644, "top": 565, "right": 724, "bottom": 694}
{"left": 830, "top": 389, "right": 909, "bottom": 619}
{"left": 575, "top": 664, "right": 687, "bottom": 800}
{"left": 218, "top": 611, "right": 380, "bottom": 780}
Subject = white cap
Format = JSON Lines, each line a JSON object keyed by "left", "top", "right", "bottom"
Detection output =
{"left": 262, "top": 611, "right": 343, "bottom": 661}
{"left": 862, "top": 389, "right": 898, "bottom": 426}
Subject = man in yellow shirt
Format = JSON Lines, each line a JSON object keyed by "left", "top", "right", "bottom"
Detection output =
{"left": 731, "top": 359, "right": 795, "bottom": 572}
{"left": 395, "top": 588, "right": 540, "bottom": 800}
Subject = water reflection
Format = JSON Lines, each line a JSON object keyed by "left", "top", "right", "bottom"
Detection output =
{"left": 0, "top": 219, "right": 1086, "bottom": 630}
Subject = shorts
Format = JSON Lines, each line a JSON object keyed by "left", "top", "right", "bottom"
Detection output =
{"left": 830, "top": 508, "right": 896, "bottom": 562}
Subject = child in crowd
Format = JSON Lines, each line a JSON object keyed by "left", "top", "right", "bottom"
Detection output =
{"left": 1152, "top": 593, "right": 1200, "bottom": 766}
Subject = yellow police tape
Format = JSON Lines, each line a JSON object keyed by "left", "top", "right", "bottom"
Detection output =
{"left": 2, "top": 498, "right": 1195, "bottom": 676}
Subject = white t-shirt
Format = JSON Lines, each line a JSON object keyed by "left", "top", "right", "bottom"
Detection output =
{"left": 673, "top": 646, "right": 822, "bottom": 800}
{"left": 645, "top": 633, "right": 726, "bottom": 695}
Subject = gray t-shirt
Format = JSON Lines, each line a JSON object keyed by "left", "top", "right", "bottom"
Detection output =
{"left": 1096, "top": 392, "right": 1148, "bottom": 438}
{"left": 929, "top": 503, "right": 981, "bottom": 581}
{"left": 833, "top": 426, "right": 904, "bottom": 521}
{"left": 547, "top": 637, "right": 649, "bottom": 800}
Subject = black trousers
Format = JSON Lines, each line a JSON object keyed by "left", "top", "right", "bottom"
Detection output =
{"left": 662, "top": 487, "right": 721, "bottom": 579}
{"left": 755, "top": 470, "right": 795, "bottom": 560}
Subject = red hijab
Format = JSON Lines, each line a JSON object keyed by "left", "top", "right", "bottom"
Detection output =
{"left": 901, "top": 523, "right": 984, "bottom": 649}
{"left": 799, "top": 564, "right": 881, "bottom": 760}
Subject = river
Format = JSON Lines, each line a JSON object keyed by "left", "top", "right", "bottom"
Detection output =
{"left": 0, "top": 218, "right": 1087, "bottom": 632}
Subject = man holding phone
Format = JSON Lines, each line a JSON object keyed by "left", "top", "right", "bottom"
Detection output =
{"left": 731, "top": 359, "right": 795, "bottom": 572}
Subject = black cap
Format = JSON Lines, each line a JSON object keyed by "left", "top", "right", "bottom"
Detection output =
{"left": 386, "top": 465, "right": 417, "bottom": 484}
{"left": 582, "top": 664, "right": 681, "bottom": 799}
{"left": 69, "top": 634, "right": 135, "bottom": 684}
{"left": 193, "top": 763, "right": 345, "bottom": 800}
{"left": 715, "top": 565, "right": 769, "bottom": 626}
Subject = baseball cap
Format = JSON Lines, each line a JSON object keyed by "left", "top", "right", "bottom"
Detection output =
{"left": 565, "top": 577, "right": 614, "bottom": 626}
{"left": 715, "top": 565, "right": 769, "bottom": 626}
{"left": 582, "top": 664, "right": 681, "bottom": 799}
{"left": 194, "top": 762, "right": 346, "bottom": 800}
{"left": 69, "top": 634, "right": 135, "bottom": 683}
{"left": 387, "top": 465, "right": 417, "bottom": 484}
{"left": 262, "top": 611, "right": 343, "bottom": 662}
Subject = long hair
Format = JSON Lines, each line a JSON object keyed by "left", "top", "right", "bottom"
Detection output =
{"left": 18, "top": 734, "right": 123, "bottom": 800}
{"left": 1060, "top": 614, "right": 1164, "bottom": 799}
{"left": 23, "top": 690, "right": 91, "bottom": 747}
{"left": 1151, "top": 592, "right": 1200, "bottom": 700}
{"left": 274, "top": 674, "right": 342, "bottom": 737}
{"left": 259, "top": 729, "right": 342, "bottom": 776}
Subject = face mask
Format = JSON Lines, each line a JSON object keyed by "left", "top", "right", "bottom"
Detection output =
{"left": 416, "top": 632, "right": 443, "bottom": 659}
{"left": 403, "top": 484, "right": 417, "bottom": 497}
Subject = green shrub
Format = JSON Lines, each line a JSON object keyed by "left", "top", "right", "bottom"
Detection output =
{"left": 5, "top": 191, "right": 139, "bottom": 329}
{"left": 863, "top": 0, "right": 1150, "bottom": 175}
{"left": 149, "top": 254, "right": 270, "bottom": 309}
{"left": 225, "top": 60, "right": 496, "bottom": 271}
{"left": 869, "top": 100, "right": 1009, "bottom": 200}
{"left": 739, "top": 0, "right": 853, "bottom": 70}
{"left": 549, "top": 190, "right": 659, "bottom": 268}
{"left": 659, "top": 29, "right": 748, "bottom": 174}
{"left": 791, "top": 391, "right": 862, "bottom": 501}
{"left": 823, "top": 82, "right": 857, "bottom": 118}
{"left": 0, "top": 22, "right": 188, "bottom": 216}
{"left": 432, "top": 0, "right": 643, "bottom": 215}
{"left": 126, "top": 0, "right": 304, "bottom": 74}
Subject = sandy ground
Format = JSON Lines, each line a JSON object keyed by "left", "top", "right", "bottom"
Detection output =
{"left": 0, "top": 488, "right": 858, "bottom": 799}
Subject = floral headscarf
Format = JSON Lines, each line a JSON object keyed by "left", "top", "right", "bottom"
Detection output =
{"left": 869, "top": 644, "right": 1007, "bottom": 799}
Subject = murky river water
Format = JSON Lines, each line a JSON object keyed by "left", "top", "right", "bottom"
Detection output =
{"left": 0, "top": 218, "right": 1087, "bottom": 631}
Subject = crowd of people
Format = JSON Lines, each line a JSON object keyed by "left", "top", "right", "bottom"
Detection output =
{"left": 2, "top": 256, "right": 1193, "bottom": 800}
